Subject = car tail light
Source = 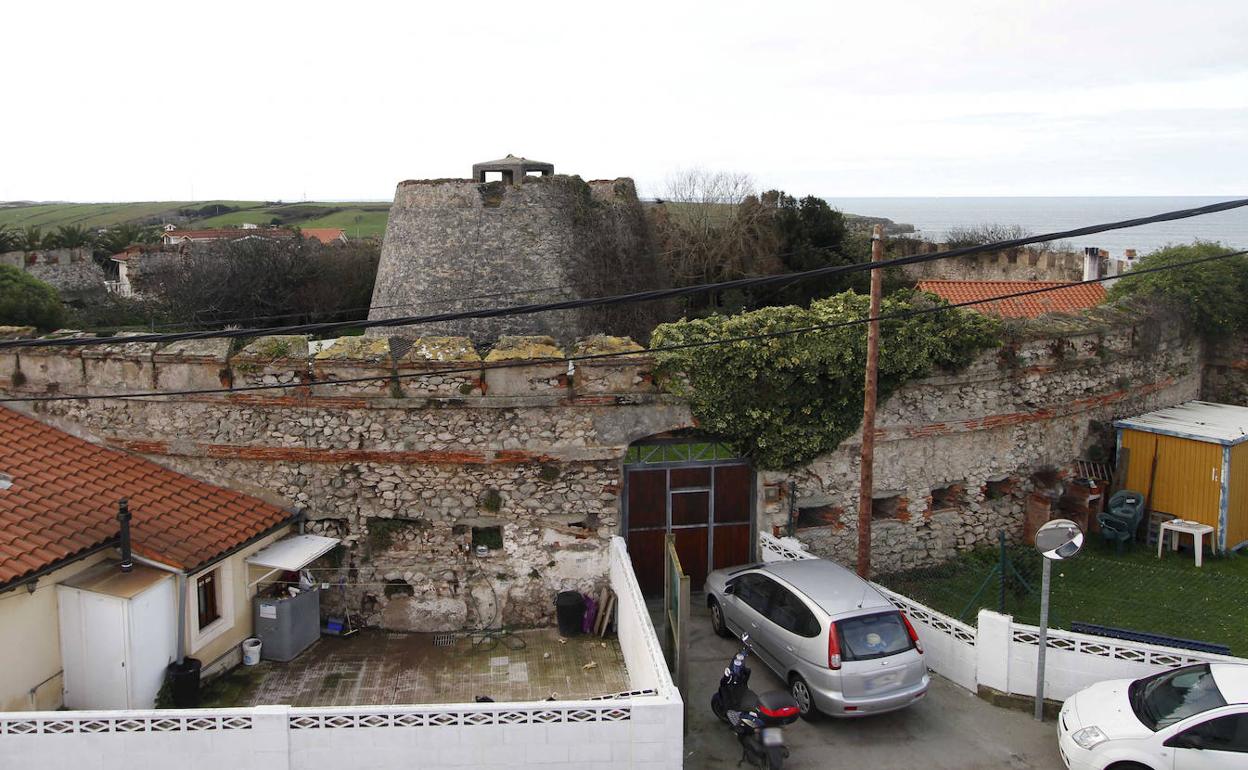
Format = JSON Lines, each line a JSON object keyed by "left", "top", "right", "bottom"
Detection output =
{"left": 828, "top": 623, "right": 842, "bottom": 670}
{"left": 759, "top": 704, "right": 800, "bottom": 719}
{"left": 901, "top": 612, "right": 923, "bottom": 654}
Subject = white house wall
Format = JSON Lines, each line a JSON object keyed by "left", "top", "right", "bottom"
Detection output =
{"left": 0, "top": 553, "right": 108, "bottom": 712}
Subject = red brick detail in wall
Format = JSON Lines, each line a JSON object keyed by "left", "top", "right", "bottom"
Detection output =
{"left": 110, "top": 439, "right": 558, "bottom": 466}
{"left": 881, "top": 377, "right": 1177, "bottom": 442}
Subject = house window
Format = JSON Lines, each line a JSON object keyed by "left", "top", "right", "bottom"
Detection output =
{"left": 197, "top": 570, "right": 221, "bottom": 630}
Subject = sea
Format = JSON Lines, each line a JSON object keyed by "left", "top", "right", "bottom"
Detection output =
{"left": 824, "top": 196, "right": 1248, "bottom": 256}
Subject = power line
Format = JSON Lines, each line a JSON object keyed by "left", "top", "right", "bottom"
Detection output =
{"left": 9, "top": 196, "right": 1244, "bottom": 351}
{"left": 145, "top": 282, "right": 582, "bottom": 330}
{"left": 2, "top": 247, "right": 1240, "bottom": 405}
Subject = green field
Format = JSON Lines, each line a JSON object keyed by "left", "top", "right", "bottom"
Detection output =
{"left": 0, "top": 200, "right": 391, "bottom": 238}
{"left": 876, "top": 541, "right": 1248, "bottom": 656}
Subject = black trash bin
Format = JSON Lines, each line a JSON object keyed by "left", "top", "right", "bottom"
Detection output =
{"left": 170, "top": 658, "right": 202, "bottom": 708}
{"left": 555, "top": 591, "right": 585, "bottom": 637}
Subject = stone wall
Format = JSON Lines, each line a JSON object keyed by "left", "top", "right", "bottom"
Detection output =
{"left": 0, "top": 309, "right": 1210, "bottom": 622}
{"left": 897, "top": 244, "right": 1085, "bottom": 283}
{"left": 755, "top": 314, "right": 1203, "bottom": 573}
{"left": 0, "top": 249, "right": 106, "bottom": 300}
{"left": 1, "top": 334, "right": 690, "bottom": 631}
{"left": 1203, "top": 334, "right": 1248, "bottom": 406}
{"left": 367, "top": 175, "right": 663, "bottom": 343}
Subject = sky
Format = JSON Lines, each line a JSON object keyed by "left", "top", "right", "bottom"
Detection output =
{"left": 2, "top": 0, "right": 1246, "bottom": 202}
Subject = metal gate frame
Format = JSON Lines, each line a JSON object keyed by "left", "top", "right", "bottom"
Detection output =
{"left": 664, "top": 533, "right": 690, "bottom": 732}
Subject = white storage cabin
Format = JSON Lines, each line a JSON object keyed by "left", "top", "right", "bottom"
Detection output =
{"left": 57, "top": 561, "right": 178, "bottom": 709}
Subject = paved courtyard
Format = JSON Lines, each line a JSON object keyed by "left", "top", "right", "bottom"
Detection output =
{"left": 211, "top": 628, "right": 630, "bottom": 707}
{"left": 682, "top": 600, "right": 1065, "bottom": 769}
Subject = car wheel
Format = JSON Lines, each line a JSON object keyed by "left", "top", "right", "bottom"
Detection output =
{"left": 709, "top": 597, "right": 731, "bottom": 638}
{"left": 789, "top": 674, "right": 819, "bottom": 721}
{"left": 1105, "top": 764, "right": 1153, "bottom": 770}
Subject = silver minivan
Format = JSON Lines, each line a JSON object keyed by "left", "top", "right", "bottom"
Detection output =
{"left": 704, "top": 558, "right": 929, "bottom": 718}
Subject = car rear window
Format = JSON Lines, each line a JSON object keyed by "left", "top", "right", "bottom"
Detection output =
{"left": 836, "top": 611, "right": 913, "bottom": 661}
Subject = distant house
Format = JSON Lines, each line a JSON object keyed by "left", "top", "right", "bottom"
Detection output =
{"left": 300, "top": 227, "right": 349, "bottom": 245}
{"left": 161, "top": 226, "right": 296, "bottom": 247}
{"left": 916, "top": 279, "right": 1106, "bottom": 319}
{"left": 0, "top": 407, "right": 328, "bottom": 711}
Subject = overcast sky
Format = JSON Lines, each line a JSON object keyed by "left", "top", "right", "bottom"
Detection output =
{"left": 3, "top": 0, "right": 1246, "bottom": 202}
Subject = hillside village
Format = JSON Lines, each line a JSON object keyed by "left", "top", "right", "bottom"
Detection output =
{"left": 0, "top": 155, "right": 1246, "bottom": 770}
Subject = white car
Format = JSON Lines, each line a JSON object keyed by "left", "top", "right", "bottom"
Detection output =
{"left": 1057, "top": 663, "right": 1248, "bottom": 769}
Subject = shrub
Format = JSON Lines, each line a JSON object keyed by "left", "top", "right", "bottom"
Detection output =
{"left": 1107, "top": 242, "right": 1248, "bottom": 338}
{"left": 0, "top": 265, "right": 65, "bottom": 330}
{"left": 651, "top": 290, "right": 1000, "bottom": 470}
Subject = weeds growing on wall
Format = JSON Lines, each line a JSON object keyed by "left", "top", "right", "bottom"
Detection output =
{"left": 651, "top": 290, "right": 1001, "bottom": 470}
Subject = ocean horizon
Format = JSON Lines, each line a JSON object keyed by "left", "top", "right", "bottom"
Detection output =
{"left": 824, "top": 195, "right": 1248, "bottom": 255}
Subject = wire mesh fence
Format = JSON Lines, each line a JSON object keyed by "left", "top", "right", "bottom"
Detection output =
{"left": 875, "top": 533, "right": 1248, "bottom": 657}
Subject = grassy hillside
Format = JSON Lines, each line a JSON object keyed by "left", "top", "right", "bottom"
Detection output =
{"left": 0, "top": 200, "right": 391, "bottom": 238}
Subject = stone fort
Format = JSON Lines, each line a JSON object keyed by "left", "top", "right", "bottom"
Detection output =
{"left": 368, "top": 155, "right": 665, "bottom": 343}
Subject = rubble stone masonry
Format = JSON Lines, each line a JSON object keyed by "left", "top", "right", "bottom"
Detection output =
{"left": 0, "top": 311, "right": 1228, "bottom": 628}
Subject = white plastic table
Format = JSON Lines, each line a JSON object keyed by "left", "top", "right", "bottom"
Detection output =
{"left": 1157, "top": 519, "right": 1215, "bottom": 567}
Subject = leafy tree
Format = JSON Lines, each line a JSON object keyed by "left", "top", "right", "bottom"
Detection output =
{"left": 95, "top": 223, "right": 159, "bottom": 255}
{"left": 54, "top": 224, "right": 93, "bottom": 248}
{"left": 651, "top": 290, "right": 1001, "bottom": 470}
{"left": 1107, "top": 241, "right": 1248, "bottom": 338}
{"left": 0, "top": 265, "right": 66, "bottom": 330}
{"left": 0, "top": 225, "right": 18, "bottom": 253}
{"left": 761, "top": 191, "right": 856, "bottom": 306}
{"left": 18, "top": 226, "right": 56, "bottom": 251}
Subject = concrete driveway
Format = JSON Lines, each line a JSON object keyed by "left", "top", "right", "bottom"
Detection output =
{"left": 682, "top": 600, "right": 1064, "bottom": 770}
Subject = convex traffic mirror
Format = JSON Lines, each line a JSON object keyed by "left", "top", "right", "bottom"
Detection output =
{"left": 1035, "top": 518, "right": 1084, "bottom": 560}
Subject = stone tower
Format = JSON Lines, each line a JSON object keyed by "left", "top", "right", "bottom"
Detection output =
{"left": 367, "top": 156, "right": 663, "bottom": 343}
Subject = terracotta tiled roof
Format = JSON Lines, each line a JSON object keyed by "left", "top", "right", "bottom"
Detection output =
{"left": 0, "top": 407, "right": 295, "bottom": 587}
{"left": 301, "top": 228, "right": 347, "bottom": 244}
{"left": 916, "top": 280, "right": 1106, "bottom": 319}
{"left": 164, "top": 228, "right": 295, "bottom": 241}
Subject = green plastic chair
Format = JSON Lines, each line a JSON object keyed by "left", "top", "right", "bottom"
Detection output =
{"left": 1097, "top": 489, "right": 1145, "bottom": 554}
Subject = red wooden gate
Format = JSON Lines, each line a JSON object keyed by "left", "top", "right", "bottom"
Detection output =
{"left": 624, "top": 446, "right": 753, "bottom": 595}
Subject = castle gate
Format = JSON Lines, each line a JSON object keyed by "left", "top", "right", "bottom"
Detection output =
{"left": 623, "top": 439, "right": 755, "bottom": 595}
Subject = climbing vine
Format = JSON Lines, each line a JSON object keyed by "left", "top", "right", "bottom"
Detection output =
{"left": 651, "top": 290, "right": 1001, "bottom": 470}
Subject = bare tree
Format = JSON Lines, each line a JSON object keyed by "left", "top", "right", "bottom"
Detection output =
{"left": 650, "top": 170, "right": 784, "bottom": 310}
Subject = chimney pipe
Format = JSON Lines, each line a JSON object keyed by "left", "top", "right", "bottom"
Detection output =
{"left": 1082, "top": 247, "right": 1101, "bottom": 282}
{"left": 118, "top": 499, "right": 133, "bottom": 573}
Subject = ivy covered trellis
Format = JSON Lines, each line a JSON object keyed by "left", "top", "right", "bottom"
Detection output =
{"left": 650, "top": 290, "right": 1002, "bottom": 470}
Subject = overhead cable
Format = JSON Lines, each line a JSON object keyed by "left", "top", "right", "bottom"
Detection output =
{"left": 4, "top": 197, "right": 1245, "bottom": 351}
{"left": 1, "top": 247, "right": 1240, "bottom": 405}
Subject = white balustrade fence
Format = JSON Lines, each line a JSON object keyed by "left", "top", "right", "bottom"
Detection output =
{"left": 0, "top": 537, "right": 681, "bottom": 770}
{"left": 758, "top": 533, "right": 1247, "bottom": 703}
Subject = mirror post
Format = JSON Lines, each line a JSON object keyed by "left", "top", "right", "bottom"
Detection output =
{"left": 1034, "top": 556, "right": 1052, "bottom": 721}
{"left": 1032, "top": 517, "right": 1083, "bottom": 722}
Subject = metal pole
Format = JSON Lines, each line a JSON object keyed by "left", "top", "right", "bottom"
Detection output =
{"left": 998, "top": 531, "right": 1007, "bottom": 613}
{"left": 1034, "top": 557, "right": 1052, "bottom": 721}
{"left": 857, "top": 225, "right": 885, "bottom": 578}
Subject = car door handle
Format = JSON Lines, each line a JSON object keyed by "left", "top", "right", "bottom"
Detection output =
{"left": 751, "top": 622, "right": 759, "bottom": 629}
{"left": 786, "top": 645, "right": 795, "bottom": 652}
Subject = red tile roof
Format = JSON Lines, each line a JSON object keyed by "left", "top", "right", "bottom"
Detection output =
{"left": 0, "top": 407, "right": 295, "bottom": 587}
{"left": 164, "top": 228, "right": 296, "bottom": 241}
{"left": 301, "top": 228, "right": 347, "bottom": 244}
{"left": 916, "top": 280, "right": 1106, "bottom": 319}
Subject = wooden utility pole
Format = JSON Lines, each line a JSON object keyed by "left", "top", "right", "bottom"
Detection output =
{"left": 857, "top": 224, "right": 885, "bottom": 578}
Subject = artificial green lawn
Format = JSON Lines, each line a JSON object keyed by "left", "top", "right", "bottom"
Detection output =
{"left": 876, "top": 539, "right": 1248, "bottom": 656}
